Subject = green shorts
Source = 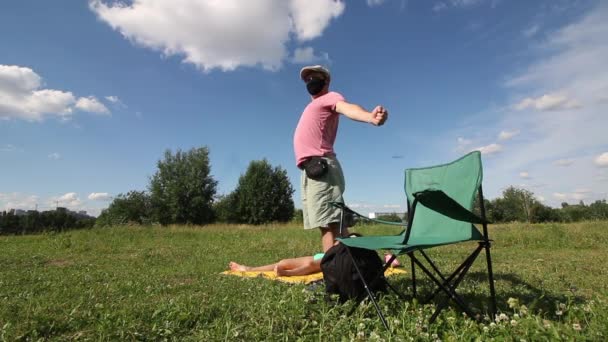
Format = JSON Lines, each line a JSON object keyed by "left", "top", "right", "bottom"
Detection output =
{"left": 301, "top": 156, "right": 345, "bottom": 230}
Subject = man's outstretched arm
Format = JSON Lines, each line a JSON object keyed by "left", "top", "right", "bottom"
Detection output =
{"left": 335, "top": 100, "right": 388, "bottom": 126}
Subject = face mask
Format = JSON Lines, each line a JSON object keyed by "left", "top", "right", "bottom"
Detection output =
{"left": 306, "top": 78, "right": 326, "bottom": 96}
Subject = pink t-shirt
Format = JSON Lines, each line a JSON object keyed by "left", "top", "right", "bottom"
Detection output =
{"left": 293, "top": 91, "right": 345, "bottom": 167}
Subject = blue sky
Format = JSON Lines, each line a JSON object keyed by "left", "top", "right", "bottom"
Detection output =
{"left": 1, "top": 0, "right": 607, "bottom": 216}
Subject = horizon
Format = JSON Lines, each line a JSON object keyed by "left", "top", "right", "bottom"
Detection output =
{"left": 1, "top": 0, "right": 607, "bottom": 217}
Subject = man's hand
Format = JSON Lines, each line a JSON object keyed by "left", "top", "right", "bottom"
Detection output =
{"left": 370, "top": 105, "right": 388, "bottom": 126}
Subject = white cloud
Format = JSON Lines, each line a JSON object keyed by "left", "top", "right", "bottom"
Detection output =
{"left": 0, "top": 64, "right": 110, "bottom": 121}
{"left": 1, "top": 144, "right": 16, "bottom": 152}
{"left": 456, "top": 137, "right": 472, "bottom": 152}
{"left": 105, "top": 95, "right": 119, "bottom": 103}
{"left": 48, "top": 152, "right": 61, "bottom": 160}
{"left": 0, "top": 192, "right": 39, "bottom": 211}
{"left": 433, "top": 0, "right": 483, "bottom": 11}
{"left": 536, "top": 195, "right": 545, "bottom": 202}
{"left": 514, "top": 93, "right": 581, "bottom": 111}
{"left": 458, "top": 137, "right": 472, "bottom": 146}
{"left": 52, "top": 192, "right": 82, "bottom": 208}
{"left": 595, "top": 152, "right": 608, "bottom": 167}
{"left": 554, "top": 159, "right": 574, "bottom": 167}
{"left": 523, "top": 24, "right": 540, "bottom": 38}
{"left": 75, "top": 96, "right": 110, "bottom": 114}
{"left": 473, "top": 143, "right": 502, "bottom": 155}
{"left": 519, "top": 172, "right": 530, "bottom": 179}
{"left": 553, "top": 192, "right": 567, "bottom": 200}
{"left": 291, "top": 47, "right": 328, "bottom": 64}
{"left": 290, "top": 0, "right": 345, "bottom": 41}
{"left": 498, "top": 129, "right": 520, "bottom": 141}
{"left": 367, "top": 0, "right": 386, "bottom": 7}
{"left": 0, "top": 192, "right": 109, "bottom": 216}
{"left": 88, "top": 192, "right": 112, "bottom": 201}
{"left": 90, "top": 0, "right": 344, "bottom": 72}
{"left": 433, "top": 2, "right": 448, "bottom": 11}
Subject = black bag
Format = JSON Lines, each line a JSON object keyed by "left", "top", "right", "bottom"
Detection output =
{"left": 303, "top": 157, "right": 328, "bottom": 180}
{"left": 320, "top": 242, "right": 386, "bottom": 303}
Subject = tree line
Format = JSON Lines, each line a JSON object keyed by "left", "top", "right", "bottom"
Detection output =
{"left": 481, "top": 186, "right": 608, "bottom": 223}
{"left": 3, "top": 147, "right": 607, "bottom": 235}
{"left": 0, "top": 208, "right": 95, "bottom": 235}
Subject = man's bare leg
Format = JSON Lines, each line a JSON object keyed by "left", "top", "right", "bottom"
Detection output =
{"left": 275, "top": 256, "right": 320, "bottom": 276}
{"left": 320, "top": 222, "right": 349, "bottom": 252}
{"left": 229, "top": 261, "right": 277, "bottom": 272}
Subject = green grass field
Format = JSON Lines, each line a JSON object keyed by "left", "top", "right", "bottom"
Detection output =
{"left": 1, "top": 222, "right": 607, "bottom": 341}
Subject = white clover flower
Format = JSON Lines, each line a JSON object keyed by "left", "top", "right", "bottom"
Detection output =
{"left": 573, "top": 323, "right": 582, "bottom": 331}
{"left": 543, "top": 320, "right": 551, "bottom": 328}
{"left": 393, "top": 319, "right": 401, "bottom": 325}
{"left": 510, "top": 320, "right": 518, "bottom": 326}
{"left": 507, "top": 297, "right": 519, "bottom": 309}
{"left": 357, "top": 331, "right": 365, "bottom": 338}
{"left": 495, "top": 313, "right": 509, "bottom": 322}
{"left": 556, "top": 310, "right": 563, "bottom": 316}
{"left": 483, "top": 326, "right": 489, "bottom": 332}
{"left": 513, "top": 313, "right": 520, "bottom": 319}
{"left": 490, "top": 322, "right": 496, "bottom": 328}
{"left": 559, "top": 303, "right": 566, "bottom": 309}
{"left": 520, "top": 305, "right": 528, "bottom": 316}
{"left": 358, "top": 323, "right": 365, "bottom": 330}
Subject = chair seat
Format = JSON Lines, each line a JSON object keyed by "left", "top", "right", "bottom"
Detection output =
{"left": 337, "top": 234, "right": 482, "bottom": 255}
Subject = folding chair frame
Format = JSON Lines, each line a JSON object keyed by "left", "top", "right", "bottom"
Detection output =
{"left": 336, "top": 185, "right": 497, "bottom": 330}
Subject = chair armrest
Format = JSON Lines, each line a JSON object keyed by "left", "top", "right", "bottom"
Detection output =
{"left": 330, "top": 201, "right": 406, "bottom": 227}
{"left": 412, "top": 190, "right": 488, "bottom": 224}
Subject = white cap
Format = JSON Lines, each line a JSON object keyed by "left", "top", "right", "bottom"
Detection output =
{"left": 299, "top": 65, "right": 331, "bottom": 81}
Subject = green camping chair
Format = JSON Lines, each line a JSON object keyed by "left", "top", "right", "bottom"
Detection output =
{"left": 333, "top": 151, "right": 497, "bottom": 329}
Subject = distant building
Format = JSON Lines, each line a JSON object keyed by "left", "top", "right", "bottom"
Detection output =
{"left": 369, "top": 212, "right": 407, "bottom": 220}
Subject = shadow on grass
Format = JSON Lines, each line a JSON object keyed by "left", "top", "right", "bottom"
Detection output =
{"left": 378, "top": 271, "right": 586, "bottom": 321}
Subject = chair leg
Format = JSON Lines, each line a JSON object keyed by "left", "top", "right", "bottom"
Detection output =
{"left": 409, "top": 252, "right": 417, "bottom": 298}
{"left": 424, "top": 245, "right": 483, "bottom": 304}
{"left": 484, "top": 241, "right": 498, "bottom": 320}
{"left": 409, "top": 253, "right": 476, "bottom": 320}
{"left": 428, "top": 246, "right": 483, "bottom": 323}
{"left": 344, "top": 246, "right": 390, "bottom": 331}
{"left": 382, "top": 255, "right": 408, "bottom": 300}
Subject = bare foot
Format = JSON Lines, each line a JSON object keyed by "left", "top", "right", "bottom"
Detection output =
{"left": 229, "top": 261, "right": 250, "bottom": 272}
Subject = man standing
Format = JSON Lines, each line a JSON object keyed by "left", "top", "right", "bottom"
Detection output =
{"left": 294, "top": 65, "right": 388, "bottom": 252}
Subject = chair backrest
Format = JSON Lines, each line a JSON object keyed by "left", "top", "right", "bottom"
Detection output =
{"left": 404, "top": 151, "right": 483, "bottom": 245}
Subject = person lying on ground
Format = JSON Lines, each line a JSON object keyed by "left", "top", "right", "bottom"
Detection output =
{"left": 228, "top": 251, "right": 401, "bottom": 277}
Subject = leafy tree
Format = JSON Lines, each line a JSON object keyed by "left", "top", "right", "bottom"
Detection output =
{"left": 489, "top": 187, "right": 537, "bottom": 222}
{"left": 559, "top": 201, "right": 589, "bottom": 222}
{"left": 529, "top": 202, "right": 560, "bottom": 223}
{"left": 96, "top": 191, "right": 152, "bottom": 227}
{"left": 212, "top": 194, "right": 239, "bottom": 223}
{"left": 376, "top": 213, "right": 403, "bottom": 223}
{"left": 588, "top": 200, "right": 608, "bottom": 220}
{"left": 229, "top": 159, "right": 295, "bottom": 224}
{"left": 149, "top": 147, "right": 218, "bottom": 225}
{"left": 292, "top": 208, "right": 304, "bottom": 223}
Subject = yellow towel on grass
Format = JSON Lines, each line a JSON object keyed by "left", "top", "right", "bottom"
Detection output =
{"left": 221, "top": 267, "right": 407, "bottom": 285}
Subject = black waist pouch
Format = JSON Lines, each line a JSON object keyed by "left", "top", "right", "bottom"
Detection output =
{"left": 303, "top": 157, "right": 328, "bottom": 180}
